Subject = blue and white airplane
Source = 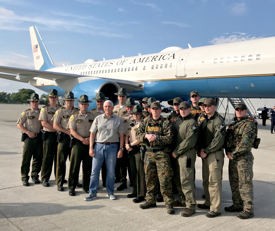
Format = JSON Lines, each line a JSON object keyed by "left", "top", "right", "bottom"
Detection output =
{"left": 0, "top": 26, "right": 275, "bottom": 109}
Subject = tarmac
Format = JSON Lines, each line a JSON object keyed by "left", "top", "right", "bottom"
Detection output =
{"left": 0, "top": 104, "right": 274, "bottom": 231}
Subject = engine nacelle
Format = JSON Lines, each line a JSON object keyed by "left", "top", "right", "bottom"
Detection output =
{"left": 72, "top": 79, "right": 120, "bottom": 110}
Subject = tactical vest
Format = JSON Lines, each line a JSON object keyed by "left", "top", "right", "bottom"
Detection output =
{"left": 144, "top": 118, "right": 165, "bottom": 149}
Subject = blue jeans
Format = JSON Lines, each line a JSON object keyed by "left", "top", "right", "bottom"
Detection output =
{"left": 89, "top": 143, "right": 118, "bottom": 195}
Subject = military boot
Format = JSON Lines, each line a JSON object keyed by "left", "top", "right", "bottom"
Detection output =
{"left": 237, "top": 211, "right": 254, "bottom": 219}
{"left": 181, "top": 208, "right": 196, "bottom": 217}
{"left": 139, "top": 201, "right": 157, "bottom": 209}
{"left": 166, "top": 204, "right": 175, "bottom": 215}
{"left": 224, "top": 205, "right": 243, "bottom": 212}
{"left": 172, "top": 198, "right": 186, "bottom": 207}
{"left": 156, "top": 194, "right": 163, "bottom": 202}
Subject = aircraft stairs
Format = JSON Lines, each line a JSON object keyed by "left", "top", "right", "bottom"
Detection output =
{"left": 227, "top": 98, "right": 256, "bottom": 118}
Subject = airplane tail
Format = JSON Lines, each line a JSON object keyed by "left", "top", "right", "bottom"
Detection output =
{"left": 29, "top": 26, "right": 55, "bottom": 70}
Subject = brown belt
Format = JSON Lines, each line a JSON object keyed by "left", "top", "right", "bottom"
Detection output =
{"left": 99, "top": 142, "right": 116, "bottom": 145}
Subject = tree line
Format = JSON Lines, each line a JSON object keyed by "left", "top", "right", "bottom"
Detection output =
{"left": 0, "top": 88, "right": 49, "bottom": 104}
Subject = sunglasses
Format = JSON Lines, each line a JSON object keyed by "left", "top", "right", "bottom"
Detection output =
{"left": 191, "top": 95, "right": 198, "bottom": 98}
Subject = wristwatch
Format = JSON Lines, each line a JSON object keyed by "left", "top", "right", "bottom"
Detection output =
{"left": 120, "top": 148, "right": 124, "bottom": 150}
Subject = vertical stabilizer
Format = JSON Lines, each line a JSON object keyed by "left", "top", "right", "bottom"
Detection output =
{"left": 29, "top": 26, "right": 55, "bottom": 70}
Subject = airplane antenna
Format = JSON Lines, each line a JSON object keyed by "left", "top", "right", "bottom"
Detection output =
{"left": 188, "top": 44, "right": 192, "bottom": 49}
{"left": 103, "top": 58, "right": 105, "bottom": 61}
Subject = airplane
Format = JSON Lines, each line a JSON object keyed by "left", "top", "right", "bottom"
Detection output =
{"left": 1, "top": 26, "right": 275, "bottom": 110}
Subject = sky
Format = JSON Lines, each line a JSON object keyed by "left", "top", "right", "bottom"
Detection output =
{"left": 0, "top": 0, "right": 275, "bottom": 94}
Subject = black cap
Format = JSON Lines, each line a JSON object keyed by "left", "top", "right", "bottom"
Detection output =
{"left": 125, "top": 97, "right": 135, "bottom": 107}
{"left": 76, "top": 95, "right": 92, "bottom": 103}
{"left": 29, "top": 93, "right": 39, "bottom": 102}
{"left": 63, "top": 91, "right": 77, "bottom": 100}
{"left": 235, "top": 103, "right": 247, "bottom": 110}
{"left": 114, "top": 88, "right": 129, "bottom": 96}
{"left": 48, "top": 89, "right": 58, "bottom": 97}
{"left": 92, "top": 92, "right": 108, "bottom": 101}
{"left": 179, "top": 101, "right": 191, "bottom": 109}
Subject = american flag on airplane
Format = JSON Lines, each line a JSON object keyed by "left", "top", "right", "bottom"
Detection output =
{"left": 33, "top": 45, "right": 38, "bottom": 53}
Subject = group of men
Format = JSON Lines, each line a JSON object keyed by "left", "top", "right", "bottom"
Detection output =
{"left": 17, "top": 88, "right": 258, "bottom": 220}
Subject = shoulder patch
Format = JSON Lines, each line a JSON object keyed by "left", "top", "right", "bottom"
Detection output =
{"left": 69, "top": 115, "right": 74, "bottom": 121}
{"left": 40, "top": 108, "right": 45, "bottom": 113}
{"left": 20, "top": 112, "right": 25, "bottom": 117}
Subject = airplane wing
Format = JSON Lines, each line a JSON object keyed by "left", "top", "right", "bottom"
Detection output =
{"left": 0, "top": 65, "right": 143, "bottom": 92}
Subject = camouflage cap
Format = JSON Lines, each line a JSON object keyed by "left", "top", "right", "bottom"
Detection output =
{"left": 142, "top": 97, "right": 148, "bottom": 103}
{"left": 130, "top": 104, "right": 142, "bottom": 114}
{"left": 150, "top": 102, "right": 161, "bottom": 109}
{"left": 63, "top": 91, "right": 77, "bottom": 100}
{"left": 173, "top": 97, "right": 183, "bottom": 105}
{"left": 147, "top": 97, "right": 157, "bottom": 107}
{"left": 179, "top": 101, "right": 191, "bottom": 109}
{"left": 125, "top": 97, "right": 135, "bottom": 107}
{"left": 190, "top": 91, "right": 200, "bottom": 97}
{"left": 204, "top": 98, "right": 216, "bottom": 106}
{"left": 235, "top": 103, "right": 247, "bottom": 110}
{"left": 48, "top": 89, "right": 58, "bottom": 97}
{"left": 92, "top": 92, "right": 108, "bottom": 101}
{"left": 114, "top": 87, "right": 129, "bottom": 96}
{"left": 29, "top": 93, "right": 39, "bottom": 102}
{"left": 76, "top": 94, "right": 92, "bottom": 103}
{"left": 198, "top": 97, "right": 207, "bottom": 106}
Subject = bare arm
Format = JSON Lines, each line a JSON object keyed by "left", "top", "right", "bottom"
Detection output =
{"left": 118, "top": 133, "right": 124, "bottom": 158}
{"left": 41, "top": 121, "right": 55, "bottom": 131}
{"left": 53, "top": 122, "right": 70, "bottom": 135}
{"left": 17, "top": 124, "right": 35, "bottom": 138}
{"left": 89, "top": 132, "right": 96, "bottom": 157}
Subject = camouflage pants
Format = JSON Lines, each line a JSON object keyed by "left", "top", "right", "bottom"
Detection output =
{"left": 229, "top": 153, "right": 254, "bottom": 212}
{"left": 144, "top": 151, "right": 174, "bottom": 204}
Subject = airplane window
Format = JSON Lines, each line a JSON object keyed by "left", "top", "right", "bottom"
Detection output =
{"left": 125, "top": 68, "right": 127, "bottom": 72}
{"left": 99, "top": 70, "right": 101, "bottom": 74}
{"left": 128, "top": 67, "right": 130, "bottom": 71}
{"left": 117, "top": 68, "right": 120, "bottom": 72}
{"left": 227, "top": 57, "right": 231, "bottom": 62}
{"left": 248, "top": 55, "right": 253, "bottom": 61}
{"left": 241, "top": 56, "right": 245, "bottom": 61}
{"left": 169, "top": 63, "right": 172, "bottom": 68}
{"left": 256, "top": 54, "right": 261, "bottom": 60}
{"left": 220, "top": 58, "right": 224, "bottom": 63}
{"left": 108, "top": 69, "right": 110, "bottom": 73}
{"left": 132, "top": 67, "right": 134, "bottom": 71}
{"left": 165, "top": 64, "right": 168, "bottom": 68}
{"left": 111, "top": 69, "right": 113, "bottom": 73}
{"left": 156, "top": 64, "right": 158, "bottom": 69}
{"left": 160, "top": 64, "right": 163, "bottom": 68}
{"left": 152, "top": 65, "right": 154, "bottom": 69}
{"left": 234, "top": 56, "right": 238, "bottom": 62}
{"left": 135, "top": 66, "right": 138, "bottom": 71}
{"left": 213, "top": 58, "right": 218, "bottom": 64}
{"left": 121, "top": 68, "right": 123, "bottom": 72}
{"left": 143, "top": 66, "right": 146, "bottom": 70}
{"left": 114, "top": 69, "right": 116, "bottom": 73}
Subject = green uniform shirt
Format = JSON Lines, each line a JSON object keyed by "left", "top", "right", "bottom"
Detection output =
{"left": 173, "top": 113, "right": 198, "bottom": 157}
{"left": 198, "top": 111, "right": 225, "bottom": 155}
{"left": 224, "top": 117, "right": 257, "bottom": 159}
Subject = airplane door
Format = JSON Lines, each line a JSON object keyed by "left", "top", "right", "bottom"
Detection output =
{"left": 176, "top": 53, "right": 189, "bottom": 78}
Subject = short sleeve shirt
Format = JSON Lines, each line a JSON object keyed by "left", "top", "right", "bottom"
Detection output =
{"left": 90, "top": 113, "right": 124, "bottom": 142}
{"left": 128, "top": 121, "right": 141, "bottom": 143}
{"left": 122, "top": 113, "right": 135, "bottom": 135}
{"left": 68, "top": 111, "right": 95, "bottom": 137}
{"left": 53, "top": 106, "right": 79, "bottom": 130}
{"left": 38, "top": 104, "right": 60, "bottom": 132}
{"left": 17, "top": 108, "right": 42, "bottom": 134}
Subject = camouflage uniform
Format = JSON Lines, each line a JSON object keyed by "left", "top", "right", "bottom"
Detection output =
{"left": 225, "top": 117, "right": 257, "bottom": 213}
{"left": 136, "top": 115, "right": 174, "bottom": 204}
{"left": 198, "top": 111, "right": 225, "bottom": 213}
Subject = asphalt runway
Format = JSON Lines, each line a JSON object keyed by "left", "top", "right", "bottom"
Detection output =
{"left": 0, "top": 104, "right": 274, "bottom": 231}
